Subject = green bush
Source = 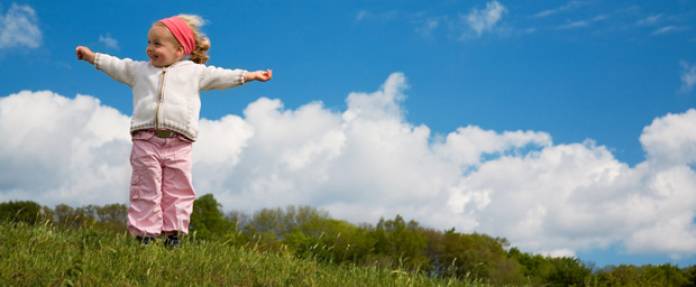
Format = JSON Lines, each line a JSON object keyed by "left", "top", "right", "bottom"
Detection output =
{"left": 0, "top": 200, "right": 48, "bottom": 224}
{"left": 595, "top": 264, "right": 690, "bottom": 287}
{"left": 190, "top": 194, "right": 233, "bottom": 240}
{"left": 432, "top": 229, "right": 526, "bottom": 285}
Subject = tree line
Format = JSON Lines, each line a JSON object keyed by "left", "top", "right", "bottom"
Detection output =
{"left": 2, "top": 196, "right": 695, "bottom": 286}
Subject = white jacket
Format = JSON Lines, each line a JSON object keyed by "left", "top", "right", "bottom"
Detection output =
{"left": 94, "top": 53, "right": 247, "bottom": 141}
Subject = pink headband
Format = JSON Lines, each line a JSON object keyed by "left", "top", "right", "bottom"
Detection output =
{"left": 159, "top": 16, "right": 196, "bottom": 55}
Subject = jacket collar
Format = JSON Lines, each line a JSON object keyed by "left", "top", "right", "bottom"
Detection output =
{"left": 149, "top": 59, "right": 193, "bottom": 70}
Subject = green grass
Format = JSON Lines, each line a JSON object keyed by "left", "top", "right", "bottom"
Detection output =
{"left": 0, "top": 223, "right": 489, "bottom": 286}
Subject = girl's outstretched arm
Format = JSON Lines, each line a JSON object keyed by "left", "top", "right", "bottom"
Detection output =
{"left": 76, "top": 47, "right": 138, "bottom": 86}
{"left": 244, "top": 69, "right": 273, "bottom": 82}
{"left": 200, "top": 68, "right": 272, "bottom": 91}
{"left": 76, "top": 46, "right": 96, "bottom": 65}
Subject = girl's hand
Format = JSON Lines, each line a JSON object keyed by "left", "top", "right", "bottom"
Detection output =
{"left": 75, "top": 46, "right": 95, "bottom": 64}
{"left": 248, "top": 69, "right": 272, "bottom": 82}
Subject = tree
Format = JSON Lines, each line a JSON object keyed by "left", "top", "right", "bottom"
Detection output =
{"left": 95, "top": 203, "right": 127, "bottom": 232}
{"left": 546, "top": 257, "right": 591, "bottom": 287}
{"left": 370, "top": 215, "right": 430, "bottom": 271}
{"left": 53, "top": 204, "right": 96, "bottom": 228}
{"left": 190, "top": 194, "right": 232, "bottom": 240}
{"left": 0, "top": 200, "right": 47, "bottom": 224}
{"left": 684, "top": 265, "right": 696, "bottom": 287}
{"left": 285, "top": 215, "right": 375, "bottom": 265}
{"left": 508, "top": 247, "right": 554, "bottom": 285}
{"left": 433, "top": 229, "right": 525, "bottom": 284}
{"left": 596, "top": 264, "right": 690, "bottom": 287}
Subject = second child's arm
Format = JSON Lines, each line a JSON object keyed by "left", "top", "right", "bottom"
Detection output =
{"left": 75, "top": 45, "right": 137, "bottom": 86}
{"left": 200, "top": 67, "right": 273, "bottom": 91}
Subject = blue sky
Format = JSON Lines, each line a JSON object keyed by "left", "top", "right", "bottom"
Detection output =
{"left": 1, "top": 1, "right": 696, "bottom": 267}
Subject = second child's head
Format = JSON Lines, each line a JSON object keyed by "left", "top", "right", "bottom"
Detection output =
{"left": 147, "top": 14, "right": 211, "bottom": 67}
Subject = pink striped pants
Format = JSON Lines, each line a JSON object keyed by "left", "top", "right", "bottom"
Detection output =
{"left": 128, "top": 130, "right": 195, "bottom": 237}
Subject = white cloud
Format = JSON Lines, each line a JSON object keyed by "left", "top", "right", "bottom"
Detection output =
{"left": 557, "top": 15, "right": 608, "bottom": 30}
{"left": 354, "top": 10, "right": 398, "bottom": 23}
{"left": 559, "top": 20, "right": 589, "bottom": 29}
{"left": 0, "top": 91, "right": 131, "bottom": 205}
{"left": 98, "top": 34, "right": 119, "bottom": 50}
{"left": 355, "top": 10, "right": 369, "bottom": 22}
{"left": 460, "top": 142, "right": 696, "bottom": 258}
{"left": 533, "top": 1, "right": 586, "bottom": 18}
{"left": 1, "top": 74, "right": 696, "bottom": 259}
{"left": 681, "top": 62, "right": 696, "bottom": 93}
{"left": 415, "top": 18, "right": 440, "bottom": 37}
{"left": 0, "top": 3, "right": 42, "bottom": 48}
{"left": 433, "top": 126, "right": 551, "bottom": 168}
{"left": 636, "top": 14, "right": 662, "bottom": 26}
{"left": 651, "top": 25, "right": 680, "bottom": 36}
{"left": 640, "top": 109, "right": 696, "bottom": 166}
{"left": 465, "top": 1, "right": 506, "bottom": 36}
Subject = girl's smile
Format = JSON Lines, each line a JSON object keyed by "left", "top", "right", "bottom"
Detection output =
{"left": 146, "top": 25, "right": 184, "bottom": 68}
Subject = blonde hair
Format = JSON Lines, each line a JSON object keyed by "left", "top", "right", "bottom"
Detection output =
{"left": 157, "top": 14, "right": 211, "bottom": 64}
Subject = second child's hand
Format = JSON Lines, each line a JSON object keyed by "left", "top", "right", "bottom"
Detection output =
{"left": 259, "top": 69, "right": 272, "bottom": 82}
{"left": 246, "top": 70, "right": 272, "bottom": 82}
{"left": 75, "top": 46, "right": 96, "bottom": 64}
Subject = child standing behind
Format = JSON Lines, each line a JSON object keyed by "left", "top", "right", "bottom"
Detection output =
{"left": 76, "top": 14, "right": 272, "bottom": 247}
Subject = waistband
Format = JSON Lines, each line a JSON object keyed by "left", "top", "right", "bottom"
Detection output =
{"left": 154, "top": 129, "right": 177, "bottom": 138}
{"left": 132, "top": 129, "right": 179, "bottom": 139}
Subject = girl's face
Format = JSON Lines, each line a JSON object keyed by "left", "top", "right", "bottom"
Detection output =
{"left": 146, "top": 24, "right": 184, "bottom": 67}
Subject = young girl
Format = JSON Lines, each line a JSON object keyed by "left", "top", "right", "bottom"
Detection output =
{"left": 76, "top": 14, "right": 272, "bottom": 247}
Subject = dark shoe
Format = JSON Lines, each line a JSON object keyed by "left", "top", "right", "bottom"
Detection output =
{"left": 136, "top": 236, "right": 156, "bottom": 245}
{"left": 164, "top": 234, "right": 180, "bottom": 248}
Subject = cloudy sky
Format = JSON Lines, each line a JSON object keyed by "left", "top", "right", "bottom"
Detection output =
{"left": 1, "top": 1, "right": 695, "bottom": 266}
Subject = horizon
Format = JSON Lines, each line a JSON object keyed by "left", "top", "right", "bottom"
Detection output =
{"left": 1, "top": 0, "right": 695, "bottom": 267}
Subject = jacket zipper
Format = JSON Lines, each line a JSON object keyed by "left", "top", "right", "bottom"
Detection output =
{"left": 155, "top": 69, "right": 167, "bottom": 130}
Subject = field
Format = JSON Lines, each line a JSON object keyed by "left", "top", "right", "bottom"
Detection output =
{"left": 0, "top": 223, "right": 486, "bottom": 286}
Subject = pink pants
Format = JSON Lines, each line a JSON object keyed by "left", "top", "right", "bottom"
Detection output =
{"left": 128, "top": 130, "right": 195, "bottom": 237}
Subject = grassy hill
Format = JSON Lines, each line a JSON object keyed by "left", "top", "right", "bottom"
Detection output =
{"left": 0, "top": 223, "right": 486, "bottom": 286}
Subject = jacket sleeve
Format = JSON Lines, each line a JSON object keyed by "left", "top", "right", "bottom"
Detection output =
{"left": 94, "top": 53, "right": 138, "bottom": 87}
{"left": 199, "top": 65, "right": 248, "bottom": 91}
